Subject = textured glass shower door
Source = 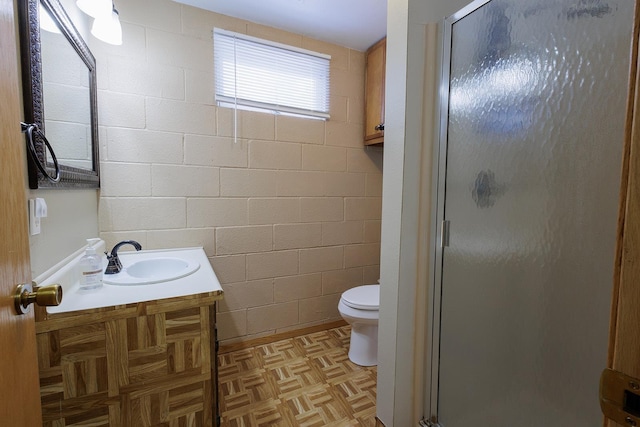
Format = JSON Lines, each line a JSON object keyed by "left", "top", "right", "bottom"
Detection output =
{"left": 434, "top": 0, "right": 633, "bottom": 425}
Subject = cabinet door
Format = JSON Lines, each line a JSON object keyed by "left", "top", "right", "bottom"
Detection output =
{"left": 364, "top": 38, "right": 385, "bottom": 145}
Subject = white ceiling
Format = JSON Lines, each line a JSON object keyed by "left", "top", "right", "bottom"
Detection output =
{"left": 174, "top": 0, "right": 387, "bottom": 51}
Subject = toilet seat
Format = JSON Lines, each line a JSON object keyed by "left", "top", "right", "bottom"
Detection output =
{"left": 341, "top": 284, "right": 379, "bottom": 311}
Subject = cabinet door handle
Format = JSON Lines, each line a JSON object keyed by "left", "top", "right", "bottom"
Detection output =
{"left": 375, "top": 123, "right": 385, "bottom": 131}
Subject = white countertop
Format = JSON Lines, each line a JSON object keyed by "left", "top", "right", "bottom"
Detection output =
{"left": 39, "top": 244, "right": 222, "bottom": 314}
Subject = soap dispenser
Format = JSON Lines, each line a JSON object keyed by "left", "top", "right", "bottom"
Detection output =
{"left": 79, "top": 238, "right": 103, "bottom": 291}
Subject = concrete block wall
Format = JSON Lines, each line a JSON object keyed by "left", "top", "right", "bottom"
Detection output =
{"left": 91, "top": 0, "right": 383, "bottom": 344}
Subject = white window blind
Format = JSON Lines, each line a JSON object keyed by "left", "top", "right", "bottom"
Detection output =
{"left": 214, "top": 29, "right": 330, "bottom": 119}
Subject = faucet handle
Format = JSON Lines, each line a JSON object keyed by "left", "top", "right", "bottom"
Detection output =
{"left": 105, "top": 240, "right": 142, "bottom": 275}
{"left": 104, "top": 252, "right": 123, "bottom": 275}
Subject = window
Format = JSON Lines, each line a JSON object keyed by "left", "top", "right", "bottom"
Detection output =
{"left": 214, "top": 29, "right": 330, "bottom": 120}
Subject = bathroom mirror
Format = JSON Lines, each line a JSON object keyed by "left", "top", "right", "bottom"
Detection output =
{"left": 19, "top": 0, "right": 100, "bottom": 188}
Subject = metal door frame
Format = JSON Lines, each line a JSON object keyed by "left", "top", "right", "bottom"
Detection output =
{"left": 422, "top": 0, "right": 495, "bottom": 423}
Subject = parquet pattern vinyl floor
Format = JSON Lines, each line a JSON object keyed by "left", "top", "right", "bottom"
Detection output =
{"left": 217, "top": 326, "right": 378, "bottom": 426}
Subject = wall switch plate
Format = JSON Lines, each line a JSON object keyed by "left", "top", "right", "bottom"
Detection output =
{"left": 29, "top": 199, "right": 41, "bottom": 235}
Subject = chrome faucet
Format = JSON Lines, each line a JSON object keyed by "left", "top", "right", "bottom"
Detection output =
{"left": 105, "top": 240, "right": 142, "bottom": 274}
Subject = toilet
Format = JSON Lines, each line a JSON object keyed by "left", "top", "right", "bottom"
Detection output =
{"left": 338, "top": 284, "right": 380, "bottom": 366}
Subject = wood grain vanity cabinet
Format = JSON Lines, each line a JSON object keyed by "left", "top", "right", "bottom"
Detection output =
{"left": 34, "top": 292, "right": 222, "bottom": 426}
{"left": 364, "top": 37, "right": 386, "bottom": 145}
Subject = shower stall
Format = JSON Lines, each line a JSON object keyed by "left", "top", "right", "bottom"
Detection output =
{"left": 426, "top": 0, "right": 634, "bottom": 425}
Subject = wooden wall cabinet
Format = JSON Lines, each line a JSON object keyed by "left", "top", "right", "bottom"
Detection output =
{"left": 364, "top": 37, "right": 386, "bottom": 145}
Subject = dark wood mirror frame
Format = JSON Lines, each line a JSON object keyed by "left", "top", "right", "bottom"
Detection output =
{"left": 18, "top": 0, "right": 100, "bottom": 189}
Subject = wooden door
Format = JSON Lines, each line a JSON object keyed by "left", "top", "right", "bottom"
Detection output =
{"left": 0, "top": 0, "right": 44, "bottom": 424}
{"left": 606, "top": 2, "right": 640, "bottom": 427}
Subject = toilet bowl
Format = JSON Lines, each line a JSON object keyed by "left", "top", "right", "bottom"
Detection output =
{"left": 338, "top": 284, "right": 379, "bottom": 366}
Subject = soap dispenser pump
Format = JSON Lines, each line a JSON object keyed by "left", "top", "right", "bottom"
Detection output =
{"left": 79, "top": 238, "right": 103, "bottom": 291}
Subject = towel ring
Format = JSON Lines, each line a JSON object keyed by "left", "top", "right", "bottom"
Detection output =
{"left": 21, "top": 122, "right": 60, "bottom": 183}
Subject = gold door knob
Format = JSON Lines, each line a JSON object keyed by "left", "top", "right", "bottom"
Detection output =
{"left": 14, "top": 282, "right": 63, "bottom": 315}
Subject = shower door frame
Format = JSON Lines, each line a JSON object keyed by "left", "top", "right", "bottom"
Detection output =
{"left": 423, "top": 0, "right": 640, "bottom": 424}
{"left": 424, "top": 0, "right": 493, "bottom": 421}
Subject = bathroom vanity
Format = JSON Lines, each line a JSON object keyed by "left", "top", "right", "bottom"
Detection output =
{"left": 33, "top": 246, "right": 223, "bottom": 427}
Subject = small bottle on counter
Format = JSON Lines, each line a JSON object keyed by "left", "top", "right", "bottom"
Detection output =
{"left": 79, "top": 238, "right": 103, "bottom": 291}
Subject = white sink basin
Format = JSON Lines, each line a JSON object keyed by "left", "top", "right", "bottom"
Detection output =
{"left": 39, "top": 245, "right": 222, "bottom": 314}
{"left": 104, "top": 257, "right": 200, "bottom": 285}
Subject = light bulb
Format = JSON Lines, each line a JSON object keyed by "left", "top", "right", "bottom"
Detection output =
{"left": 91, "top": 7, "right": 122, "bottom": 45}
{"left": 39, "top": 3, "right": 61, "bottom": 33}
{"left": 76, "top": 0, "right": 112, "bottom": 18}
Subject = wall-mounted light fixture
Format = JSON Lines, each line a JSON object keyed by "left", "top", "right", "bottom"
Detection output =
{"left": 91, "top": 5, "right": 122, "bottom": 45}
{"left": 76, "top": 0, "right": 122, "bottom": 45}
